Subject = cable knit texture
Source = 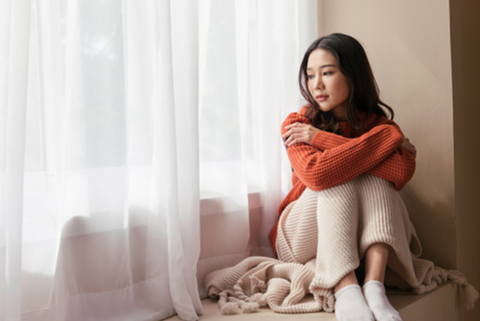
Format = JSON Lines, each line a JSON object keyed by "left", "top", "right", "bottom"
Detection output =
{"left": 205, "top": 174, "right": 478, "bottom": 314}
{"left": 269, "top": 106, "right": 416, "bottom": 255}
{"left": 204, "top": 107, "right": 478, "bottom": 314}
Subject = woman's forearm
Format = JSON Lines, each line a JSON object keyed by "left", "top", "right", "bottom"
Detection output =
{"left": 311, "top": 129, "right": 416, "bottom": 190}
{"left": 286, "top": 124, "right": 403, "bottom": 191}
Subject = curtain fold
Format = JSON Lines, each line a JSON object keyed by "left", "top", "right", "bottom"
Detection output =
{"left": 0, "top": 0, "right": 317, "bottom": 320}
{"left": 2, "top": 0, "right": 203, "bottom": 320}
{"left": 1, "top": 0, "right": 31, "bottom": 320}
{"left": 196, "top": 0, "right": 318, "bottom": 299}
{"left": 155, "top": 0, "right": 202, "bottom": 319}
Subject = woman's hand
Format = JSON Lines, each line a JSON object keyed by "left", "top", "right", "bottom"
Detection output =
{"left": 282, "top": 122, "right": 320, "bottom": 147}
{"left": 401, "top": 137, "right": 417, "bottom": 158}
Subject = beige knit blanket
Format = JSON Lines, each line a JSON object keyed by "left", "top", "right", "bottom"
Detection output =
{"left": 204, "top": 174, "right": 478, "bottom": 314}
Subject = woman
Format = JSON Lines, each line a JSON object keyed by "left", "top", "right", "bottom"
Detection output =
{"left": 270, "top": 33, "right": 417, "bottom": 321}
{"left": 205, "top": 33, "right": 476, "bottom": 320}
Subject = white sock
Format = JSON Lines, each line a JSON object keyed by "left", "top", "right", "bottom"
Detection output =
{"left": 362, "top": 280, "right": 402, "bottom": 321}
{"left": 334, "top": 284, "right": 375, "bottom": 321}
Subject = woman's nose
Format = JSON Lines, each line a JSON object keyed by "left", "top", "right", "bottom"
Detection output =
{"left": 314, "top": 77, "right": 324, "bottom": 90}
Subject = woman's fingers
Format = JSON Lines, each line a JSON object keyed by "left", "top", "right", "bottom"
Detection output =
{"left": 284, "top": 131, "right": 300, "bottom": 146}
{"left": 283, "top": 128, "right": 301, "bottom": 146}
{"left": 283, "top": 134, "right": 292, "bottom": 146}
{"left": 282, "top": 123, "right": 300, "bottom": 142}
{"left": 283, "top": 122, "right": 318, "bottom": 146}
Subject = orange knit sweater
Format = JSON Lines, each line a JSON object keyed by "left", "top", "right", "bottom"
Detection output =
{"left": 269, "top": 106, "right": 416, "bottom": 256}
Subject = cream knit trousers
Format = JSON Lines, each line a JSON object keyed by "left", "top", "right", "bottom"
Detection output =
{"left": 276, "top": 173, "right": 422, "bottom": 292}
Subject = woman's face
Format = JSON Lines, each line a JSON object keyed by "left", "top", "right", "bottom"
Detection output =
{"left": 306, "top": 49, "right": 350, "bottom": 121}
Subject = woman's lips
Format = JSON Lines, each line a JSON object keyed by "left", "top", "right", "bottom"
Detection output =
{"left": 316, "top": 95, "right": 328, "bottom": 102}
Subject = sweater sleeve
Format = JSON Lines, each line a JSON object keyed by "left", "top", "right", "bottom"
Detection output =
{"left": 310, "top": 118, "right": 416, "bottom": 190}
{"left": 282, "top": 112, "right": 403, "bottom": 191}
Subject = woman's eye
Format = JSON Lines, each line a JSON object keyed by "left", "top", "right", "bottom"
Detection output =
{"left": 323, "top": 71, "right": 334, "bottom": 76}
{"left": 307, "top": 75, "right": 315, "bottom": 80}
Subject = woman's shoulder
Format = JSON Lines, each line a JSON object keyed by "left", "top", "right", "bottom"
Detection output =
{"left": 299, "top": 105, "right": 310, "bottom": 116}
{"left": 363, "top": 112, "right": 404, "bottom": 135}
{"left": 357, "top": 111, "right": 391, "bottom": 126}
{"left": 282, "top": 105, "right": 313, "bottom": 126}
{"left": 281, "top": 105, "right": 313, "bottom": 135}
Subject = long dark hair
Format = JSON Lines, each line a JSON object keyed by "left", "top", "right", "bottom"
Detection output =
{"left": 299, "top": 33, "right": 394, "bottom": 132}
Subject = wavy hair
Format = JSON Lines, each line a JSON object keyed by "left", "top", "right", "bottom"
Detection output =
{"left": 299, "top": 33, "right": 394, "bottom": 132}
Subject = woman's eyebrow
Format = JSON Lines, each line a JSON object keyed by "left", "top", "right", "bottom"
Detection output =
{"left": 306, "top": 64, "right": 337, "bottom": 71}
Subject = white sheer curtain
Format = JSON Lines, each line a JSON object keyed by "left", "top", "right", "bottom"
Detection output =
{"left": 196, "top": 0, "right": 317, "bottom": 298}
{"left": 1, "top": 0, "right": 202, "bottom": 320}
{"left": 0, "top": 0, "right": 317, "bottom": 320}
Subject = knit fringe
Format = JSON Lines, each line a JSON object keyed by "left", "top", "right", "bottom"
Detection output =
{"left": 216, "top": 275, "right": 271, "bottom": 315}
{"left": 215, "top": 266, "right": 479, "bottom": 315}
{"left": 205, "top": 174, "right": 479, "bottom": 314}
{"left": 218, "top": 289, "right": 266, "bottom": 315}
{"left": 411, "top": 267, "right": 478, "bottom": 310}
{"left": 447, "top": 269, "right": 479, "bottom": 310}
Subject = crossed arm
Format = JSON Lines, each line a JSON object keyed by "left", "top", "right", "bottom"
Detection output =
{"left": 281, "top": 113, "right": 416, "bottom": 191}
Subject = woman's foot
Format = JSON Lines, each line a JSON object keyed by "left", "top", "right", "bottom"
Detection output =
{"left": 362, "top": 280, "right": 402, "bottom": 321}
{"left": 334, "top": 284, "right": 374, "bottom": 321}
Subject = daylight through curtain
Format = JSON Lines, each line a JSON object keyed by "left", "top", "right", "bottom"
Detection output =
{"left": 0, "top": 0, "right": 317, "bottom": 320}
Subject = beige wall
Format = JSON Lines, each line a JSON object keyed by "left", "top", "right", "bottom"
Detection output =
{"left": 450, "top": 1, "right": 480, "bottom": 321}
{"left": 317, "top": 1, "right": 479, "bottom": 320}
{"left": 318, "top": 0, "right": 455, "bottom": 267}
